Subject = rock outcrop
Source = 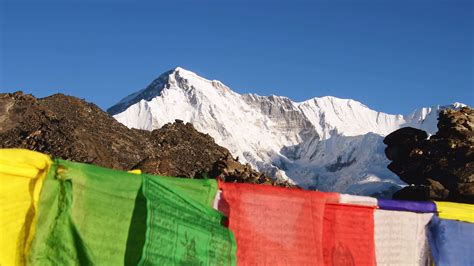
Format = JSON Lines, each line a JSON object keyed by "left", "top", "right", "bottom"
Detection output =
{"left": 384, "top": 107, "right": 474, "bottom": 203}
{"left": 0, "top": 91, "right": 292, "bottom": 187}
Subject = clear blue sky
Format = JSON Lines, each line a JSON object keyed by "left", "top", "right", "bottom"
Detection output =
{"left": 1, "top": 0, "right": 472, "bottom": 114}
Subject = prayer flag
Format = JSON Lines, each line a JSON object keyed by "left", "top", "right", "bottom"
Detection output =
{"left": 374, "top": 210, "right": 433, "bottom": 265}
{"left": 434, "top": 201, "right": 474, "bottom": 223}
{"left": 0, "top": 149, "right": 52, "bottom": 266}
{"left": 428, "top": 216, "right": 474, "bottom": 265}
{"left": 138, "top": 175, "right": 236, "bottom": 265}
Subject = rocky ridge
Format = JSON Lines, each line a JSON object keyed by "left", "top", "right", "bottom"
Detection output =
{"left": 0, "top": 91, "right": 291, "bottom": 187}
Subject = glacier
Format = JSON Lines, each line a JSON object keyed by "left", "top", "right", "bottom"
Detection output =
{"left": 108, "top": 67, "right": 465, "bottom": 197}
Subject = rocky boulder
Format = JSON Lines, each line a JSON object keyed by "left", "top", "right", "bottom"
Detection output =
{"left": 384, "top": 107, "right": 474, "bottom": 203}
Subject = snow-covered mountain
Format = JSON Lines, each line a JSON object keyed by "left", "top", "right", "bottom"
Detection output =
{"left": 108, "top": 67, "right": 466, "bottom": 197}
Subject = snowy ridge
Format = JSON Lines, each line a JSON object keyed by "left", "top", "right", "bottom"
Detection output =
{"left": 108, "top": 67, "right": 466, "bottom": 197}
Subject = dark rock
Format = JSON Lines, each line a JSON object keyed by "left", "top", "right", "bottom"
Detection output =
{"left": 385, "top": 107, "right": 474, "bottom": 203}
{"left": 393, "top": 185, "right": 430, "bottom": 201}
{"left": 383, "top": 127, "right": 428, "bottom": 146}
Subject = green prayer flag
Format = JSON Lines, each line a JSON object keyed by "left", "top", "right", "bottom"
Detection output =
{"left": 139, "top": 176, "right": 237, "bottom": 266}
{"left": 28, "top": 158, "right": 235, "bottom": 265}
{"left": 28, "top": 159, "right": 144, "bottom": 265}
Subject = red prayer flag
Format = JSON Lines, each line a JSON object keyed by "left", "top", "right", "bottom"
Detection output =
{"left": 219, "top": 182, "right": 339, "bottom": 265}
{"left": 323, "top": 203, "right": 376, "bottom": 266}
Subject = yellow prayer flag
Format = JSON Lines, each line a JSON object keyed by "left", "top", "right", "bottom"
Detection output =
{"left": 0, "top": 149, "right": 52, "bottom": 266}
{"left": 435, "top": 201, "right": 474, "bottom": 223}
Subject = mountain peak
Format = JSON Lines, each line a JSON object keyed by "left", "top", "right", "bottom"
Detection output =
{"left": 107, "top": 67, "right": 232, "bottom": 115}
{"left": 107, "top": 69, "right": 173, "bottom": 115}
{"left": 170, "top": 67, "right": 225, "bottom": 88}
{"left": 109, "top": 67, "right": 470, "bottom": 196}
{"left": 173, "top": 66, "right": 192, "bottom": 74}
{"left": 107, "top": 67, "right": 197, "bottom": 115}
{"left": 172, "top": 66, "right": 197, "bottom": 77}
